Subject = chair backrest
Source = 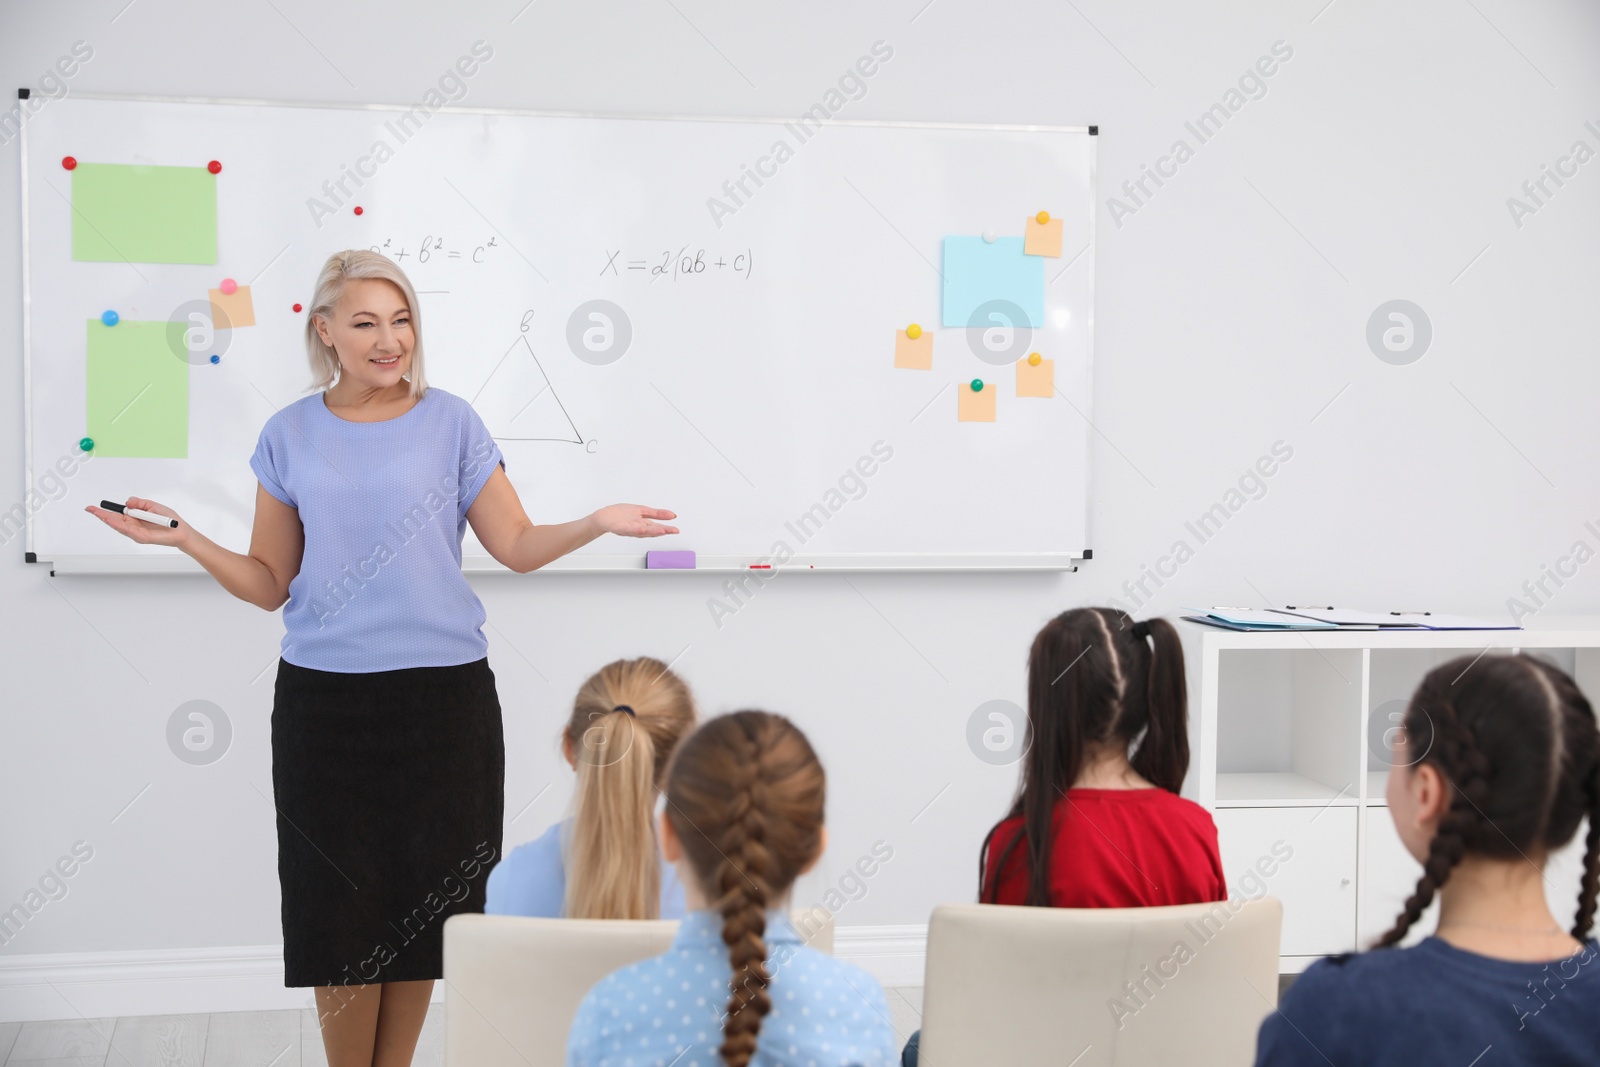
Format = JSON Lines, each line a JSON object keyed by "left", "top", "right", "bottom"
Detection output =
{"left": 444, "top": 907, "right": 834, "bottom": 1067}
{"left": 918, "top": 898, "right": 1283, "bottom": 1067}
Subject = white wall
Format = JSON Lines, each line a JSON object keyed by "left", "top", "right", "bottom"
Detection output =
{"left": 2, "top": 0, "right": 1598, "bottom": 999}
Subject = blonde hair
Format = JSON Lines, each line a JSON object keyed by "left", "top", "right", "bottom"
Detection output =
{"left": 304, "top": 250, "right": 427, "bottom": 398}
{"left": 563, "top": 658, "right": 697, "bottom": 920}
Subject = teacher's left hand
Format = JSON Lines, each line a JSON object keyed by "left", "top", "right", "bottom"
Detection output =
{"left": 592, "top": 504, "right": 680, "bottom": 538}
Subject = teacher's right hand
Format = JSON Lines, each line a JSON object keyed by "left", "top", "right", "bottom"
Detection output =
{"left": 85, "top": 496, "right": 190, "bottom": 549}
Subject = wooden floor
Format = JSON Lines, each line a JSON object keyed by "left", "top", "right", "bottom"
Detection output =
{"left": 0, "top": 988, "right": 927, "bottom": 1066}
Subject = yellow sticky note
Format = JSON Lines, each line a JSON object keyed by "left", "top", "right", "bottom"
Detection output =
{"left": 894, "top": 328, "right": 933, "bottom": 369}
{"left": 209, "top": 285, "right": 256, "bottom": 328}
{"left": 1024, "top": 215, "right": 1063, "bottom": 257}
{"left": 958, "top": 381, "right": 996, "bottom": 422}
{"left": 1017, "top": 357, "right": 1054, "bottom": 397}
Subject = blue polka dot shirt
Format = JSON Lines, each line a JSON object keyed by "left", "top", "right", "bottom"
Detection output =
{"left": 566, "top": 909, "right": 898, "bottom": 1066}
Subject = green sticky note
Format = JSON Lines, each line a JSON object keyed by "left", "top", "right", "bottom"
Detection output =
{"left": 71, "top": 163, "right": 217, "bottom": 264}
{"left": 86, "top": 320, "right": 188, "bottom": 457}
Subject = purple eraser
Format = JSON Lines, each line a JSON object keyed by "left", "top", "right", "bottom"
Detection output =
{"left": 646, "top": 550, "right": 696, "bottom": 569}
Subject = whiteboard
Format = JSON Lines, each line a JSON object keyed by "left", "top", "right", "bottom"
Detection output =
{"left": 20, "top": 95, "right": 1096, "bottom": 572}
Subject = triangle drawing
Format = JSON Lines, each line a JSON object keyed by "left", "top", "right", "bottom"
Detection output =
{"left": 472, "top": 335, "right": 583, "bottom": 443}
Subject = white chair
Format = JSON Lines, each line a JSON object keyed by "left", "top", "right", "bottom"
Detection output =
{"left": 917, "top": 898, "right": 1283, "bottom": 1067}
{"left": 443, "top": 906, "right": 834, "bottom": 1067}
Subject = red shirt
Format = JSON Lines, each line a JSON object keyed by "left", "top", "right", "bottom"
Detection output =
{"left": 982, "top": 788, "right": 1227, "bottom": 908}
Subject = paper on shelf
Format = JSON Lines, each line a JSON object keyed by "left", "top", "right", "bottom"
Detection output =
{"left": 1188, "top": 607, "right": 1339, "bottom": 629}
{"left": 1271, "top": 607, "right": 1519, "bottom": 630}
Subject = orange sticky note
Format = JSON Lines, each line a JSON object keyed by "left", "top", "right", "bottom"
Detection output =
{"left": 208, "top": 284, "right": 256, "bottom": 328}
{"left": 1024, "top": 215, "right": 1063, "bottom": 257}
{"left": 958, "top": 381, "right": 996, "bottom": 422}
{"left": 1016, "top": 356, "right": 1054, "bottom": 397}
{"left": 894, "top": 328, "right": 933, "bottom": 369}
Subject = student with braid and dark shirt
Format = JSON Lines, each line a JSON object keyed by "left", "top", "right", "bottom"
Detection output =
{"left": 1256, "top": 654, "right": 1600, "bottom": 1066}
{"left": 567, "top": 711, "right": 898, "bottom": 1067}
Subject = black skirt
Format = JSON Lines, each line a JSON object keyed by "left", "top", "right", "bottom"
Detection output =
{"left": 271, "top": 656, "right": 504, "bottom": 988}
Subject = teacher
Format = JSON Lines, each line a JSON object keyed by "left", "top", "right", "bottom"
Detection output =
{"left": 86, "top": 249, "right": 678, "bottom": 1067}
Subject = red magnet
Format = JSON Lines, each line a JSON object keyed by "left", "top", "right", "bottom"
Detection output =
{"left": 292, "top": 303, "right": 303, "bottom": 313}
{"left": 353, "top": 206, "right": 364, "bottom": 216}
{"left": 62, "top": 156, "right": 77, "bottom": 170}
{"left": 208, "top": 160, "right": 222, "bottom": 174}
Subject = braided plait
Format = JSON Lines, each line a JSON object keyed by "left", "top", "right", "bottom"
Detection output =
{"left": 1375, "top": 654, "right": 1600, "bottom": 950}
{"left": 1574, "top": 758, "right": 1600, "bottom": 940}
{"left": 665, "top": 711, "right": 825, "bottom": 1067}
{"left": 715, "top": 721, "right": 776, "bottom": 1067}
{"left": 1375, "top": 692, "right": 1492, "bottom": 948}
{"left": 1526, "top": 656, "right": 1600, "bottom": 942}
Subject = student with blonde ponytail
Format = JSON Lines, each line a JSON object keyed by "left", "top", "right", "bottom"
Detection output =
{"left": 486, "top": 657, "right": 696, "bottom": 919}
{"left": 567, "top": 711, "right": 898, "bottom": 1067}
{"left": 1255, "top": 654, "right": 1600, "bottom": 1065}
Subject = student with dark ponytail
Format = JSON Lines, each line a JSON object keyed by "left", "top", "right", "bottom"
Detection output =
{"left": 567, "top": 711, "right": 898, "bottom": 1067}
{"left": 902, "top": 608, "right": 1224, "bottom": 1066}
{"left": 1255, "top": 654, "right": 1600, "bottom": 1065}
{"left": 980, "top": 608, "right": 1225, "bottom": 907}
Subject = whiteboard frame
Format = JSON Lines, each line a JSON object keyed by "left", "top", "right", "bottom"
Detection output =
{"left": 19, "top": 90, "right": 37, "bottom": 560}
{"left": 43, "top": 551, "right": 1084, "bottom": 576}
{"left": 20, "top": 92, "right": 1098, "bottom": 575}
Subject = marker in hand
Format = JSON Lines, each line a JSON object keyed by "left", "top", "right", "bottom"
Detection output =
{"left": 99, "top": 500, "right": 178, "bottom": 529}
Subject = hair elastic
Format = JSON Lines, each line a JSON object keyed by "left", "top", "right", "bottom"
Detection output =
{"left": 1131, "top": 620, "right": 1151, "bottom": 639}
{"left": 612, "top": 704, "right": 636, "bottom": 717}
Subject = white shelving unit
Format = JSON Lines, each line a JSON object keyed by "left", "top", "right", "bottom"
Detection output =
{"left": 1180, "top": 618, "right": 1600, "bottom": 972}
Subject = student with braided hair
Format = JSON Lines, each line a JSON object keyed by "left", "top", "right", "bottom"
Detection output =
{"left": 486, "top": 657, "right": 696, "bottom": 919}
{"left": 1255, "top": 653, "right": 1600, "bottom": 1065}
{"left": 567, "top": 710, "right": 898, "bottom": 1067}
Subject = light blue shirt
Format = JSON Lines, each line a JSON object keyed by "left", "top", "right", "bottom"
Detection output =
{"left": 485, "top": 820, "right": 687, "bottom": 919}
{"left": 567, "top": 909, "right": 898, "bottom": 1067}
{"left": 249, "top": 387, "right": 504, "bottom": 673}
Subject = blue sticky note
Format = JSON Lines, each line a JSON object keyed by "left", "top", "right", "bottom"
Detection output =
{"left": 941, "top": 236, "right": 1045, "bottom": 329}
